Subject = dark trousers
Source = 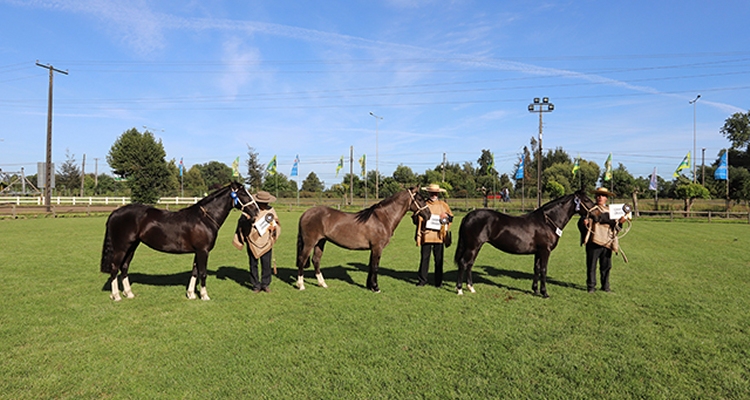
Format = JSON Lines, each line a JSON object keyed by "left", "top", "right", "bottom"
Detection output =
{"left": 249, "top": 250, "right": 273, "bottom": 289}
{"left": 418, "top": 243, "right": 444, "bottom": 286}
{"left": 586, "top": 242, "right": 612, "bottom": 290}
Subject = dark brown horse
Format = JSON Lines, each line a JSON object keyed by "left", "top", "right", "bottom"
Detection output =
{"left": 296, "top": 187, "right": 430, "bottom": 292}
{"left": 100, "top": 182, "right": 259, "bottom": 301}
{"left": 454, "top": 189, "right": 594, "bottom": 297}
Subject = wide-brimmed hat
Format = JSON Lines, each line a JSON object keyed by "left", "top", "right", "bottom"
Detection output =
{"left": 592, "top": 187, "right": 615, "bottom": 197}
{"left": 422, "top": 183, "right": 446, "bottom": 193}
{"left": 254, "top": 191, "right": 277, "bottom": 203}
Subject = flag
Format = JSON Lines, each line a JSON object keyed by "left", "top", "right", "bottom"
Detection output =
{"left": 266, "top": 155, "right": 277, "bottom": 176}
{"left": 649, "top": 167, "right": 658, "bottom": 191}
{"left": 603, "top": 153, "right": 612, "bottom": 182}
{"left": 291, "top": 154, "right": 299, "bottom": 177}
{"left": 179, "top": 157, "right": 184, "bottom": 177}
{"left": 358, "top": 154, "right": 366, "bottom": 178}
{"left": 488, "top": 153, "right": 495, "bottom": 173}
{"left": 673, "top": 152, "right": 690, "bottom": 177}
{"left": 231, "top": 156, "right": 240, "bottom": 178}
{"left": 572, "top": 157, "right": 580, "bottom": 176}
{"left": 336, "top": 156, "right": 344, "bottom": 177}
{"left": 714, "top": 151, "right": 728, "bottom": 180}
{"left": 515, "top": 157, "right": 524, "bottom": 180}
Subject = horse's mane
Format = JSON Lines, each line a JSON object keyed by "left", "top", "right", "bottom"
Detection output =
{"left": 354, "top": 190, "right": 403, "bottom": 223}
{"left": 193, "top": 184, "right": 231, "bottom": 207}
{"left": 533, "top": 191, "right": 574, "bottom": 214}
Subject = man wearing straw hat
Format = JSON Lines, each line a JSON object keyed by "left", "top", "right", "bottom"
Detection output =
{"left": 582, "top": 187, "right": 625, "bottom": 293}
{"left": 233, "top": 191, "right": 281, "bottom": 293}
{"left": 414, "top": 183, "right": 453, "bottom": 287}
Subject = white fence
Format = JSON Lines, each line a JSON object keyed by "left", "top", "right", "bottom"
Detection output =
{"left": 0, "top": 196, "right": 202, "bottom": 206}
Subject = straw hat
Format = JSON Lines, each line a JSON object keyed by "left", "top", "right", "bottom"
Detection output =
{"left": 592, "top": 187, "right": 615, "bottom": 197}
{"left": 422, "top": 183, "right": 446, "bottom": 193}
{"left": 254, "top": 191, "right": 277, "bottom": 203}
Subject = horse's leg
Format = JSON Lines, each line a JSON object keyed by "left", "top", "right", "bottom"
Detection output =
{"left": 296, "top": 237, "right": 316, "bottom": 291}
{"left": 196, "top": 251, "right": 211, "bottom": 300}
{"left": 532, "top": 254, "right": 541, "bottom": 296}
{"left": 456, "top": 242, "right": 480, "bottom": 295}
{"left": 119, "top": 249, "right": 137, "bottom": 299}
{"left": 187, "top": 258, "right": 199, "bottom": 300}
{"left": 312, "top": 240, "right": 328, "bottom": 288}
{"left": 366, "top": 249, "right": 382, "bottom": 293}
{"left": 538, "top": 252, "right": 550, "bottom": 298}
{"left": 109, "top": 243, "right": 137, "bottom": 301}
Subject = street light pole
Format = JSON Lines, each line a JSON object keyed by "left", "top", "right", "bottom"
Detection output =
{"left": 369, "top": 112, "right": 383, "bottom": 200}
{"left": 528, "top": 97, "right": 554, "bottom": 208}
{"left": 690, "top": 94, "right": 700, "bottom": 183}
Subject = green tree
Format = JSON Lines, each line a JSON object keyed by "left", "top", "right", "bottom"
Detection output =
{"left": 56, "top": 149, "right": 81, "bottom": 196}
{"left": 720, "top": 110, "right": 750, "bottom": 150}
{"left": 392, "top": 164, "right": 418, "bottom": 187}
{"left": 245, "top": 146, "right": 264, "bottom": 191}
{"left": 301, "top": 171, "right": 324, "bottom": 192}
{"left": 477, "top": 149, "right": 495, "bottom": 176}
{"left": 184, "top": 165, "right": 207, "bottom": 196}
{"left": 196, "top": 161, "right": 233, "bottom": 190}
{"left": 107, "top": 127, "right": 170, "bottom": 204}
{"left": 674, "top": 180, "right": 710, "bottom": 213}
{"left": 262, "top": 173, "right": 296, "bottom": 197}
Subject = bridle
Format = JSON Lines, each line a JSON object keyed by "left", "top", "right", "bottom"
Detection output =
{"left": 230, "top": 186, "right": 261, "bottom": 215}
{"left": 408, "top": 189, "right": 429, "bottom": 215}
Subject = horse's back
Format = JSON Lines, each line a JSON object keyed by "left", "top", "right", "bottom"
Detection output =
{"left": 298, "top": 205, "right": 376, "bottom": 250}
{"left": 460, "top": 208, "right": 544, "bottom": 255}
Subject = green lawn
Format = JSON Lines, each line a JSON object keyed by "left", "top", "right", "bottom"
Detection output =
{"left": 0, "top": 211, "right": 748, "bottom": 399}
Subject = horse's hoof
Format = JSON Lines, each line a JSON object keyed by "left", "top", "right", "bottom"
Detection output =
{"left": 542, "top": 293, "right": 550, "bottom": 299}
{"left": 319, "top": 282, "right": 328, "bottom": 288}
{"left": 186, "top": 291, "right": 197, "bottom": 300}
{"left": 124, "top": 291, "right": 135, "bottom": 299}
{"left": 457, "top": 288, "right": 464, "bottom": 295}
{"left": 201, "top": 296, "right": 211, "bottom": 301}
{"left": 297, "top": 285, "right": 306, "bottom": 291}
{"left": 110, "top": 293, "right": 122, "bottom": 302}
{"left": 370, "top": 286, "right": 381, "bottom": 293}
{"left": 468, "top": 285, "right": 476, "bottom": 294}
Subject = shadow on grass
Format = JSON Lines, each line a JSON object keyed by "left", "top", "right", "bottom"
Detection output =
{"left": 478, "top": 265, "right": 587, "bottom": 293}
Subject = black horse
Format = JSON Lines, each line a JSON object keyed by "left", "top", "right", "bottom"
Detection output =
{"left": 454, "top": 189, "right": 594, "bottom": 297}
{"left": 100, "top": 182, "right": 259, "bottom": 301}
{"left": 296, "top": 187, "right": 431, "bottom": 292}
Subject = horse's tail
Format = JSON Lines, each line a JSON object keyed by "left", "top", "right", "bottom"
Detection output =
{"left": 100, "top": 217, "right": 114, "bottom": 274}
{"left": 296, "top": 219, "right": 308, "bottom": 270}
{"left": 453, "top": 216, "right": 468, "bottom": 270}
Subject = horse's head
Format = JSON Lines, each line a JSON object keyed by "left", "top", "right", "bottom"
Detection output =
{"left": 229, "top": 181, "right": 260, "bottom": 219}
{"left": 572, "top": 188, "right": 595, "bottom": 217}
{"left": 407, "top": 187, "right": 431, "bottom": 220}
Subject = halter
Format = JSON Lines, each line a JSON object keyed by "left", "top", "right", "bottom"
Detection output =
{"left": 408, "top": 189, "right": 429, "bottom": 214}
{"left": 231, "top": 187, "right": 261, "bottom": 214}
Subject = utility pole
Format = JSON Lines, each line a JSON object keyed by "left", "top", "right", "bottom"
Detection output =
{"left": 442, "top": 153, "right": 446, "bottom": 182}
{"left": 94, "top": 158, "right": 99, "bottom": 188}
{"left": 36, "top": 61, "right": 68, "bottom": 212}
{"left": 80, "top": 153, "right": 86, "bottom": 196}
{"left": 528, "top": 97, "right": 554, "bottom": 208}
{"left": 349, "top": 146, "right": 354, "bottom": 206}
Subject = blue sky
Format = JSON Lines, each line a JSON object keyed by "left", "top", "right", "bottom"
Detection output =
{"left": 1, "top": 0, "right": 749, "bottom": 188}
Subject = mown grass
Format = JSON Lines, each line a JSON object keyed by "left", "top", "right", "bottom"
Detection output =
{"left": 0, "top": 211, "right": 748, "bottom": 399}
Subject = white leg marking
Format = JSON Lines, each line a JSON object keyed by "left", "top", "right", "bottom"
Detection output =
{"left": 200, "top": 286, "right": 210, "bottom": 301}
{"left": 297, "top": 275, "right": 306, "bottom": 291}
{"left": 122, "top": 276, "right": 135, "bottom": 299}
{"left": 110, "top": 278, "right": 122, "bottom": 301}
{"left": 315, "top": 272, "right": 328, "bottom": 288}
{"left": 457, "top": 288, "right": 464, "bottom": 296}
{"left": 186, "top": 276, "right": 197, "bottom": 299}
{"left": 468, "top": 285, "right": 476, "bottom": 293}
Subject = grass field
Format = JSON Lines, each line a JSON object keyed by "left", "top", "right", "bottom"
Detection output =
{"left": 1, "top": 210, "right": 749, "bottom": 399}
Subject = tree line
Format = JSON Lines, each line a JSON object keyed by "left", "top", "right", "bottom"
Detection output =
{"left": 4, "top": 110, "right": 749, "bottom": 209}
